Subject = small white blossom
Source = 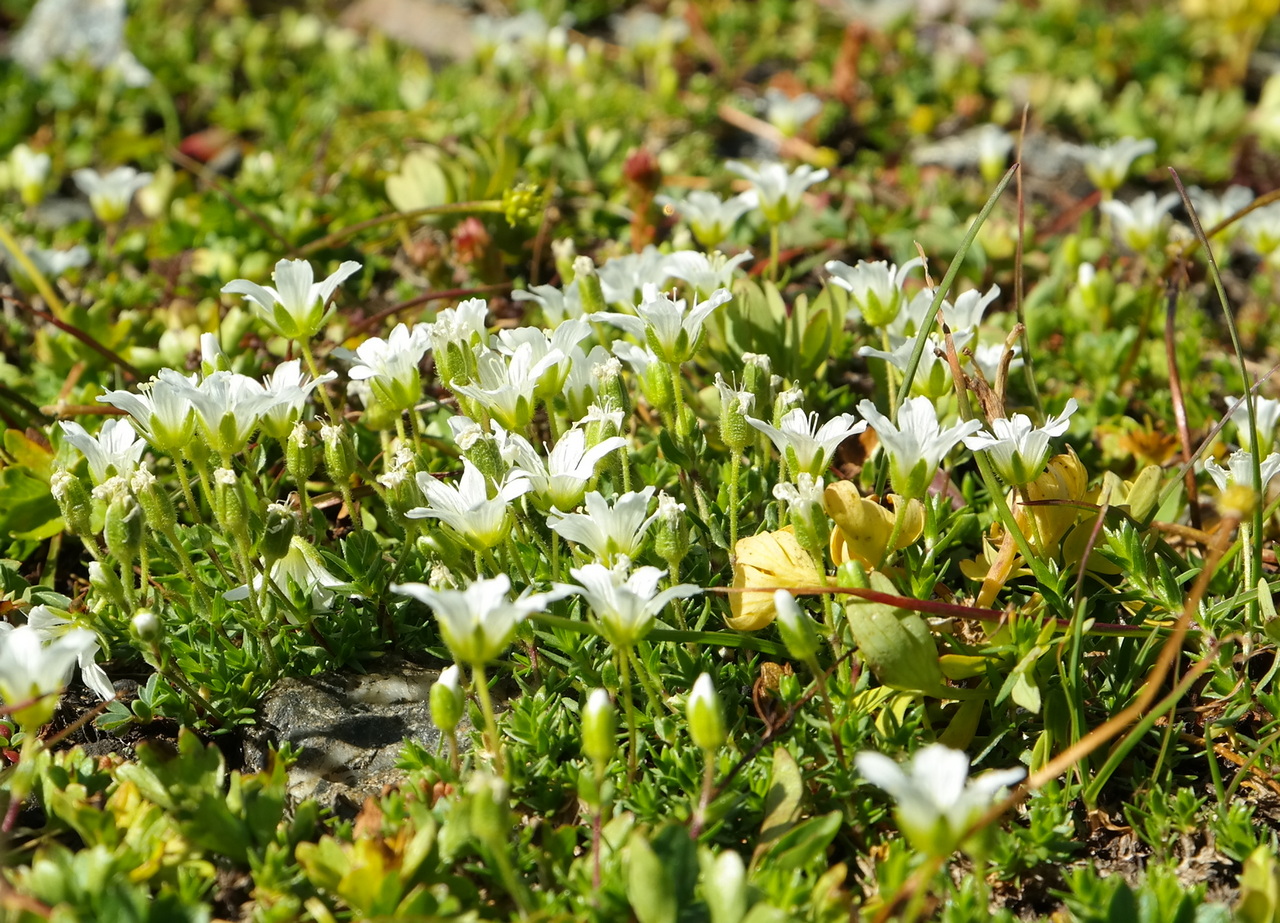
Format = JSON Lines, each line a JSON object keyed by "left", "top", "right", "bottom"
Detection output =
{"left": 226, "top": 536, "right": 348, "bottom": 617}
{"left": 347, "top": 323, "right": 431, "bottom": 413}
{"left": 726, "top": 161, "right": 829, "bottom": 224}
{"left": 261, "top": 360, "right": 337, "bottom": 441}
{"left": 963, "top": 400, "right": 1079, "bottom": 486}
{"left": 72, "top": 166, "right": 152, "bottom": 223}
{"left": 663, "top": 250, "right": 753, "bottom": 295}
{"left": 1226, "top": 395, "right": 1280, "bottom": 456}
{"left": 1188, "top": 185, "right": 1255, "bottom": 243}
{"left": 597, "top": 282, "right": 732, "bottom": 365}
{"left": 0, "top": 624, "right": 96, "bottom": 729}
{"left": 10, "top": 143, "right": 52, "bottom": 206}
{"left": 745, "top": 407, "right": 867, "bottom": 478}
{"left": 223, "top": 258, "right": 361, "bottom": 341}
{"left": 25, "top": 606, "right": 113, "bottom": 701}
{"left": 167, "top": 370, "right": 281, "bottom": 458}
{"left": 656, "top": 189, "right": 758, "bottom": 248}
{"left": 60, "top": 419, "right": 146, "bottom": 484}
{"left": 1100, "top": 192, "right": 1179, "bottom": 253}
{"left": 1204, "top": 449, "right": 1280, "bottom": 494}
{"left": 548, "top": 486, "right": 658, "bottom": 564}
{"left": 1075, "top": 136, "right": 1157, "bottom": 192}
{"left": 407, "top": 460, "right": 531, "bottom": 551}
{"left": 943, "top": 284, "right": 1000, "bottom": 331}
{"left": 505, "top": 426, "right": 628, "bottom": 511}
{"left": 596, "top": 246, "right": 672, "bottom": 307}
{"left": 763, "top": 88, "right": 823, "bottom": 137}
{"left": 856, "top": 743, "right": 1026, "bottom": 858}
{"left": 826, "top": 257, "right": 925, "bottom": 328}
{"left": 558, "top": 561, "right": 700, "bottom": 647}
{"left": 857, "top": 396, "right": 982, "bottom": 499}
{"left": 452, "top": 344, "right": 564, "bottom": 432}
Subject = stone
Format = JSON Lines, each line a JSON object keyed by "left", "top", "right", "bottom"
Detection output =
{"left": 244, "top": 658, "right": 467, "bottom": 814}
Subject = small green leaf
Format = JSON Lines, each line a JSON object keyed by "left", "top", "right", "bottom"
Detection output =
{"left": 627, "top": 831, "right": 677, "bottom": 923}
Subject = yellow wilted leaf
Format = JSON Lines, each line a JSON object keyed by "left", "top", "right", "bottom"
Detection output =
{"left": 825, "top": 481, "right": 923, "bottom": 569}
{"left": 729, "top": 526, "right": 821, "bottom": 631}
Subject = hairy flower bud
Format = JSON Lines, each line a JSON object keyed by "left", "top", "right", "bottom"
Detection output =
{"left": 131, "top": 608, "right": 162, "bottom": 642}
{"left": 286, "top": 422, "right": 317, "bottom": 491}
{"left": 581, "top": 688, "right": 617, "bottom": 766}
{"left": 321, "top": 421, "right": 355, "bottom": 488}
{"left": 263, "top": 503, "right": 298, "bottom": 564}
{"left": 104, "top": 492, "right": 144, "bottom": 562}
{"left": 131, "top": 469, "right": 177, "bottom": 536}
{"left": 575, "top": 256, "right": 607, "bottom": 314}
{"left": 51, "top": 469, "right": 93, "bottom": 539}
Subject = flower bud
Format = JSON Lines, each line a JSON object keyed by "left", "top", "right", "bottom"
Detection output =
{"left": 89, "top": 560, "right": 128, "bottom": 611}
{"left": 704, "top": 849, "right": 747, "bottom": 923}
{"left": 200, "top": 332, "right": 231, "bottom": 375}
{"left": 774, "top": 590, "right": 820, "bottom": 663}
{"left": 653, "top": 491, "right": 689, "bottom": 573}
{"left": 212, "top": 467, "right": 248, "bottom": 538}
{"left": 501, "top": 182, "right": 547, "bottom": 229}
{"left": 464, "top": 433, "right": 506, "bottom": 485}
{"left": 467, "top": 772, "right": 510, "bottom": 848}
{"left": 263, "top": 503, "right": 297, "bottom": 564}
{"left": 582, "top": 688, "right": 617, "bottom": 766}
{"left": 131, "top": 608, "right": 162, "bottom": 642}
{"left": 742, "top": 353, "right": 773, "bottom": 417}
{"left": 687, "top": 673, "right": 726, "bottom": 751}
{"left": 51, "top": 469, "right": 93, "bottom": 539}
{"left": 321, "top": 421, "right": 355, "bottom": 488}
{"left": 575, "top": 256, "right": 607, "bottom": 314}
{"left": 715, "top": 374, "right": 754, "bottom": 454}
{"left": 430, "top": 664, "right": 465, "bottom": 734}
{"left": 552, "top": 238, "right": 578, "bottom": 285}
{"left": 104, "top": 492, "right": 144, "bottom": 562}
{"left": 131, "top": 469, "right": 177, "bottom": 536}
{"left": 286, "top": 422, "right": 317, "bottom": 490}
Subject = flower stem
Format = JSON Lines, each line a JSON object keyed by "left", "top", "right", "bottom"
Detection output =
{"left": 472, "top": 662, "right": 506, "bottom": 778}
{"left": 618, "top": 648, "right": 639, "bottom": 783}
{"left": 690, "top": 746, "right": 716, "bottom": 838}
{"left": 728, "top": 452, "right": 742, "bottom": 559}
{"left": 299, "top": 338, "right": 338, "bottom": 421}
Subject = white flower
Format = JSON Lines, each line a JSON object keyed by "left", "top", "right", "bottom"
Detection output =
{"left": 1188, "top": 185, "right": 1254, "bottom": 243}
{"left": 260, "top": 360, "right": 337, "bottom": 442}
{"left": 407, "top": 460, "right": 531, "bottom": 551}
{"left": 825, "top": 257, "right": 925, "bottom": 328}
{"left": 505, "top": 427, "right": 628, "bottom": 511}
{"left": 72, "top": 166, "right": 153, "bottom": 224}
{"left": 392, "top": 574, "right": 567, "bottom": 666}
{"left": 726, "top": 161, "right": 829, "bottom": 224}
{"left": 943, "top": 284, "right": 1000, "bottom": 331}
{"left": 559, "top": 561, "right": 700, "bottom": 647}
{"left": 612, "top": 8, "right": 688, "bottom": 54}
{"left": 763, "top": 88, "right": 823, "bottom": 137}
{"left": 25, "top": 606, "right": 113, "bottom": 701}
{"left": 167, "top": 369, "right": 281, "bottom": 458}
{"left": 60, "top": 419, "right": 146, "bottom": 484}
{"left": 222, "top": 257, "right": 361, "bottom": 341}
{"left": 596, "top": 246, "right": 672, "bottom": 307}
{"left": 563, "top": 345, "right": 617, "bottom": 419}
{"left": 494, "top": 318, "right": 592, "bottom": 399}
{"left": 225, "top": 536, "right": 348, "bottom": 617}
{"left": 548, "top": 486, "right": 658, "bottom": 564}
{"left": 663, "top": 250, "right": 753, "bottom": 295}
{"left": 963, "top": 399, "right": 1078, "bottom": 486}
{"left": 971, "top": 342, "right": 1023, "bottom": 382}
{"left": 512, "top": 281, "right": 584, "bottom": 326}
{"left": 10, "top": 245, "right": 91, "bottom": 281}
{"left": 1204, "top": 449, "right": 1280, "bottom": 494}
{"left": 745, "top": 407, "right": 866, "bottom": 478}
{"left": 911, "top": 124, "right": 1013, "bottom": 184}
{"left": 347, "top": 322, "right": 431, "bottom": 413}
{"left": 855, "top": 743, "right": 1025, "bottom": 857}
{"left": 857, "top": 396, "right": 983, "bottom": 499}
{"left": 1227, "top": 395, "right": 1280, "bottom": 456}
{"left": 858, "top": 332, "right": 969, "bottom": 401}
{"left": 656, "top": 190, "right": 758, "bottom": 248}
{"left": 452, "top": 344, "right": 564, "bottom": 432}
{"left": 200, "top": 332, "right": 230, "bottom": 374}
{"left": 0, "top": 624, "right": 96, "bottom": 729}
{"left": 98, "top": 373, "right": 197, "bottom": 452}
{"left": 1100, "top": 192, "right": 1179, "bottom": 253}
{"left": 1074, "top": 136, "right": 1156, "bottom": 192}
{"left": 10, "top": 143, "right": 52, "bottom": 207}
{"left": 597, "top": 282, "right": 733, "bottom": 365}
{"left": 1243, "top": 202, "right": 1280, "bottom": 269}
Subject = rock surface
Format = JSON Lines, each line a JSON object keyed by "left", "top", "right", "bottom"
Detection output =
{"left": 244, "top": 659, "right": 464, "bottom": 814}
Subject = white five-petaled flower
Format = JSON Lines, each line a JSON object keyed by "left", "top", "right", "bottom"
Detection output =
{"left": 222, "top": 257, "right": 361, "bottom": 341}
{"left": 1204, "top": 449, "right": 1280, "bottom": 495}
{"left": 558, "top": 561, "right": 701, "bottom": 647}
{"left": 494, "top": 318, "right": 592, "bottom": 399}
{"left": 392, "top": 574, "right": 567, "bottom": 666}
{"left": 656, "top": 189, "right": 758, "bottom": 248}
{"left": 225, "top": 536, "right": 348, "bottom": 618}
{"left": 98, "top": 373, "right": 197, "bottom": 452}
{"left": 763, "top": 88, "right": 823, "bottom": 138}
{"left": 596, "top": 246, "right": 672, "bottom": 307}
{"left": 826, "top": 257, "right": 925, "bottom": 329}
{"left": 726, "top": 160, "right": 829, "bottom": 225}
{"left": 663, "top": 250, "right": 753, "bottom": 296}
{"left": 452, "top": 344, "right": 564, "bottom": 432}
{"left": 597, "top": 282, "right": 733, "bottom": 365}
{"left": 0, "top": 624, "right": 97, "bottom": 729}
{"left": 10, "top": 143, "right": 52, "bottom": 207}
{"left": 855, "top": 743, "right": 1026, "bottom": 858}
{"left": 1188, "top": 185, "right": 1255, "bottom": 243}
{"left": 165, "top": 369, "right": 281, "bottom": 458}
{"left": 24, "top": 606, "right": 114, "bottom": 701}
{"left": 943, "top": 284, "right": 1000, "bottom": 332}
{"left": 428, "top": 298, "right": 490, "bottom": 383}
{"left": 1074, "top": 136, "right": 1156, "bottom": 193}
{"left": 72, "top": 166, "right": 153, "bottom": 224}
{"left": 857, "top": 396, "right": 983, "bottom": 499}
{"left": 407, "top": 460, "right": 531, "bottom": 551}
{"left": 547, "top": 486, "right": 658, "bottom": 564}
{"left": 963, "top": 399, "right": 1079, "bottom": 486}
{"left": 60, "top": 419, "right": 146, "bottom": 485}
{"left": 971, "top": 342, "right": 1023, "bottom": 382}
{"left": 1226, "top": 395, "right": 1280, "bottom": 457}
{"left": 504, "top": 426, "right": 628, "bottom": 512}
{"left": 745, "top": 407, "right": 867, "bottom": 478}
{"left": 511, "top": 281, "right": 584, "bottom": 327}
{"left": 858, "top": 331, "right": 971, "bottom": 401}
{"left": 260, "top": 360, "right": 337, "bottom": 442}
{"left": 1243, "top": 202, "right": 1280, "bottom": 269}
{"left": 347, "top": 322, "right": 432, "bottom": 413}
{"left": 1099, "top": 192, "right": 1179, "bottom": 253}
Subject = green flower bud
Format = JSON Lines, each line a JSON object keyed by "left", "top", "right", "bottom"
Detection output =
{"left": 89, "top": 561, "right": 128, "bottom": 611}
{"left": 464, "top": 433, "right": 506, "bottom": 485}
{"left": 131, "top": 469, "right": 177, "bottom": 536}
{"left": 263, "top": 503, "right": 297, "bottom": 564}
{"left": 286, "top": 422, "right": 317, "bottom": 491}
{"left": 552, "top": 238, "right": 578, "bottom": 285}
{"left": 687, "top": 673, "right": 726, "bottom": 751}
{"left": 131, "top": 609, "right": 162, "bottom": 642}
{"left": 430, "top": 664, "right": 465, "bottom": 734}
{"left": 50, "top": 469, "right": 93, "bottom": 539}
{"left": 715, "top": 374, "right": 754, "bottom": 453}
{"left": 467, "top": 772, "right": 510, "bottom": 849}
{"left": 212, "top": 467, "right": 248, "bottom": 538}
{"left": 653, "top": 491, "right": 689, "bottom": 573}
{"left": 104, "top": 492, "right": 144, "bottom": 562}
{"left": 575, "top": 256, "right": 607, "bottom": 314}
{"left": 774, "top": 590, "right": 820, "bottom": 663}
{"left": 742, "top": 353, "right": 773, "bottom": 418}
{"left": 321, "top": 421, "right": 355, "bottom": 488}
{"left": 502, "top": 182, "right": 548, "bottom": 229}
{"left": 582, "top": 688, "right": 617, "bottom": 766}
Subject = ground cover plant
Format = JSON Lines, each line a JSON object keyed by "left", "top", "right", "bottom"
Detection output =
{"left": 3, "top": 0, "right": 1280, "bottom": 918}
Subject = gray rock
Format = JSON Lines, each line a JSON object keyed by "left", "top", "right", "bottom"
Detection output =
{"left": 245, "top": 659, "right": 468, "bottom": 814}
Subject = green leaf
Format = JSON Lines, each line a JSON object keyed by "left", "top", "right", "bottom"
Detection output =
{"left": 0, "top": 465, "right": 62, "bottom": 540}
{"left": 627, "top": 831, "right": 677, "bottom": 923}
{"left": 752, "top": 747, "right": 803, "bottom": 866}
{"left": 763, "top": 810, "right": 842, "bottom": 871}
{"left": 844, "top": 572, "right": 945, "bottom": 695}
